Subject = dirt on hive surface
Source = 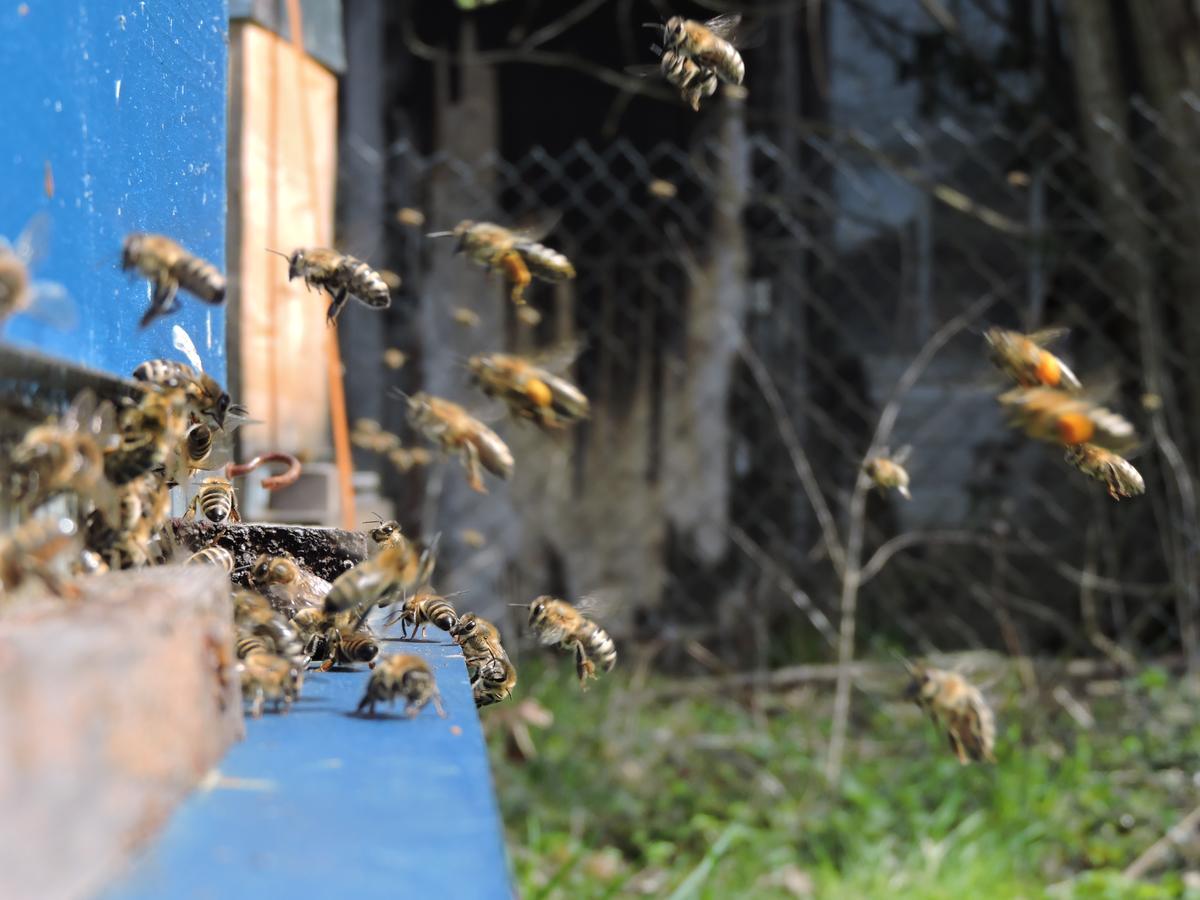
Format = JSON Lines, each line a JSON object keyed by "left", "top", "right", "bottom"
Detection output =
{"left": 171, "top": 520, "right": 370, "bottom": 585}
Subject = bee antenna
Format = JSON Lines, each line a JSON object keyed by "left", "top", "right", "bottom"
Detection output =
{"left": 641, "top": 21, "right": 664, "bottom": 30}
{"left": 387, "top": 387, "right": 412, "bottom": 403}
{"left": 506, "top": 603, "right": 529, "bottom": 608}
{"left": 425, "top": 231, "right": 456, "bottom": 239}
{"left": 264, "top": 247, "right": 291, "bottom": 260}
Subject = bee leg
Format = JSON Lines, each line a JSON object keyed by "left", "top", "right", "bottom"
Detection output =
{"left": 462, "top": 443, "right": 487, "bottom": 494}
{"left": 432, "top": 690, "right": 447, "bottom": 719}
{"left": 250, "top": 689, "right": 264, "bottom": 719}
{"left": 325, "top": 288, "right": 349, "bottom": 325}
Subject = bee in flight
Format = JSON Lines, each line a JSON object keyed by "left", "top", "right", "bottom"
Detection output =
{"left": 467, "top": 345, "right": 590, "bottom": 431}
{"left": 523, "top": 595, "right": 617, "bottom": 689}
{"left": 427, "top": 218, "right": 575, "bottom": 305}
{"left": 0, "top": 213, "right": 75, "bottom": 331}
{"left": 863, "top": 446, "right": 912, "bottom": 500}
{"left": 269, "top": 247, "right": 392, "bottom": 325}
{"left": 633, "top": 43, "right": 719, "bottom": 111}
{"left": 451, "top": 614, "right": 516, "bottom": 708}
{"left": 1064, "top": 443, "right": 1145, "bottom": 501}
{"left": 904, "top": 660, "right": 996, "bottom": 765}
{"left": 984, "top": 327, "right": 1081, "bottom": 391}
{"left": 402, "top": 391, "right": 514, "bottom": 493}
{"left": 998, "top": 386, "right": 1137, "bottom": 452}
{"left": 121, "top": 233, "right": 226, "bottom": 328}
{"left": 645, "top": 13, "right": 746, "bottom": 88}
{"left": 356, "top": 654, "right": 446, "bottom": 718}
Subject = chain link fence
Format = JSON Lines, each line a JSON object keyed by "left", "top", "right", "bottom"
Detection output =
{"left": 366, "top": 94, "right": 1200, "bottom": 670}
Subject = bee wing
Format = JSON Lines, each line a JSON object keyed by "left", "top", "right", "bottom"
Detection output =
{"left": 529, "top": 338, "right": 585, "bottom": 374}
{"left": 15, "top": 212, "right": 51, "bottom": 267}
{"left": 62, "top": 388, "right": 99, "bottom": 432}
{"left": 20, "top": 279, "right": 78, "bottom": 331}
{"left": 573, "top": 588, "right": 624, "bottom": 619}
{"left": 892, "top": 444, "right": 913, "bottom": 465}
{"left": 703, "top": 13, "right": 742, "bottom": 40}
{"left": 1026, "top": 326, "right": 1070, "bottom": 347}
{"left": 509, "top": 210, "right": 562, "bottom": 244}
{"left": 172, "top": 324, "right": 205, "bottom": 373}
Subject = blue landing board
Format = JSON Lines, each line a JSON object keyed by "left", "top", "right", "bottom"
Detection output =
{"left": 0, "top": 0, "right": 227, "bottom": 383}
{"left": 102, "top": 638, "right": 514, "bottom": 900}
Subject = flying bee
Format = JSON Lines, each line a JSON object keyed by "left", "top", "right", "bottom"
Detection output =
{"left": 403, "top": 391, "right": 514, "bottom": 493}
{"left": 467, "top": 347, "right": 590, "bottom": 431}
{"left": 268, "top": 247, "right": 392, "bottom": 325}
{"left": 427, "top": 219, "right": 575, "bottom": 305}
{"left": 121, "top": 233, "right": 225, "bottom": 328}
{"left": 356, "top": 654, "right": 446, "bottom": 718}
{"left": 0, "top": 516, "right": 81, "bottom": 598}
{"left": 904, "top": 661, "right": 996, "bottom": 765}
{"left": 239, "top": 651, "right": 303, "bottom": 718}
{"left": 387, "top": 589, "right": 460, "bottom": 640}
{"left": 647, "top": 13, "right": 746, "bottom": 86}
{"left": 185, "top": 476, "right": 241, "bottom": 525}
{"left": 637, "top": 43, "right": 719, "bottom": 111}
{"left": 185, "top": 545, "right": 235, "bottom": 573}
{"left": 248, "top": 554, "right": 330, "bottom": 614}
{"left": 10, "top": 389, "right": 118, "bottom": 515}
{"left": 453, "top": 307, "right": 482, "bottom": 328}
{"left": 322, "top": 536, "right": 438, "bottom": 623}
{"left": 997, "top": 386, "right": 1137, "bottom": 452}
{"left": 1065, "top": 443, "right": 1145, "bottom": 501}
{"left": 524, "top": 596, "right": 617, "bottom": 688}
{"left": 984, "top": 327, "right": 1081, "bottom": 391}
{"left": 0, "top": 213, "right": 75, "bottom": 330}
{"left": 864, "top": 446, "right": 912, "bottom": 500}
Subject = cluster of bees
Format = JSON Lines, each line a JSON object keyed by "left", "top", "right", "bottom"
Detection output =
{"left": 1, "top": 207, "right": 615, "bottom": 722}
{"left": 867, "top": 326, "right": 1148, "bottom": 762}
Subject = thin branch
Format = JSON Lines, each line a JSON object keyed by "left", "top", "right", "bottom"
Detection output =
{"left": 728, "top": 525, "right": 838, "bottom": 648}
{"left": 860, "top": 530, "right": 999, "bottom": 584}
{"left": 735, "top": 333, "right": 847, "bottom": 577}
{"left": 825, "top": 289, "right": 1002, "bottom": 782}
{"left": 1123, "top": 804, "right": 1200, "bottom": 880}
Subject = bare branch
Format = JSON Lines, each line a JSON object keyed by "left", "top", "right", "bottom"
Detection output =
{"left": 860, "top": 530, "right": 999, "bottom": 584}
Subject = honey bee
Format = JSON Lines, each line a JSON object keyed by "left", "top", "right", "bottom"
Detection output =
{"left": 0, "top": 213, "right": 75, "bottom": 329}
{"left": 239, "top": 651, "right": 303, "bottom": 718}
{"left": 404, "top": 392, "right": 514, "bottom": 493}
{"left": 467, "top": 348, "right": 590, "bottom": 430}
{"left": 650, "top": 14, "right": 746, "bottom": 87}
{"left": 864, "top": 446, "right": 912, "bottom": 500}
{"left": 984, "top": 327, "right": 1081, "bottom": 391}
{"left": 998, "top": 386, "right": 1137, "bottom": 452}
{"left": 234, "top": 589, "right": 307, "bottom": 664}
{"left": 525, "top": 596, "right": 617, "bottom": 688}
{"left": 0, "top": 516, "right": 81, "bottom": 598}
{"left": 322, "top": 536, "right": 437, "bottom": 622}
{"left": 427, "top": 219, "right": 575, "bottom": 305}
{"left": 248, "top": 554, "right": 330, "bottom": 614}
{"left": 1065, "top": 444, "right": 1145, "bottom": 501}
{"left": 84, "top": 473, "right": 163, "bottom": 569}
{"left": 460, "top": 528, "right": 487, "bottom": 549}
{"left": 386, "top": 447, "right": 432, "bottom": 473}
{"left": 651, "top": 44, "right": 719, "bottom": 111}
{"left": 121, "top": 233, "right": 226, "bottom": 328}
{"left": 236, "top": 633, "right": 273, "bottom": 659}
{"left": 453, "top": 307, "right": 481, "bottom": 328}
{"left": 10, "top": 389, "right": 117, "bottom": 514}
{"left": 270, "top": 247, "right": 392, "bottom": 324}
{"left": 904, "top": 662, "right": 996, "bottom": 764}
{"left": 103, "top": 387, "right": 191, "bottom": 486}
{"left": 356, "top": 654, "right": 446, "bottom": 718}
{"left": 383, "top": 348, "right": 408, "bottom": 369}
{"left": 186, "top": 477, "right": 241, "bottom": 525}
{"left": 132, "top": 359, "right": 234, "bottom": 429}
{"left": 185, "top": 545, "right": 235, "bottom": 572}
{"left": 450, "top": 613, "right": 517, "bottom": 707}
{"left": 389, "top": 589, "right": 459, "bottom": 640}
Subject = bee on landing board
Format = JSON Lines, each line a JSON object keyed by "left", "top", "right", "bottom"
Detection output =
{"left": 984, "top": 327, "right": 1081, "bottom": 391}
{"left": 451, "top": 614, "right": 517, "bottom": 708}
{"left": 523, "top": 596, "right": 617, "bottom": 689}
{"left": 1065, "top": 443, "right": 1145, "bottom": 501}
{"left": 904, "top": 661, "right": 996, "bottom": 765}
{"left": 864, "top": 446, "right": 912, "bottom": 500}
{"left": 269, "top": 247, "right": 391, "bottom": 325}
{"left": 356, "top": 654, "right": 446, "bottom": 718}
{"left": 121, "top": 233, "right": 226, "bottom": 328}
{"left": 402, "top": 391, "right": 514, "bottom": 494}
{"left": 248, "top": 554, "right": 331, "bottom": 616}
{"left": 467, "top": 346, "right": 590, "bottom": 431}
{"left": 997, "top": 386, "right": 1137, "bottom": 452}
{"left": 427, "top": 219, "right": 575, "bottom": 305}
{"left": 185, "top": 476, "right": 241, "bottom": 526}
{"left": 386, "top": 589, "right": 460, "bottom": 640}
{"left": 239, "top": 651, "right": 303, "bottom": 718}
{"left": 646, "top": 14, "right": 746, "bottom": 88}
{"left": 184, "top": 544, "right": 235, "bottom": 573}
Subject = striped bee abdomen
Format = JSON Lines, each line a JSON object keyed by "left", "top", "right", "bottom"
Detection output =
{"left": 237, "top": 634, "right": 272, "bottom": 658}
{"left": 347, "top": 258, "right": 391, "bottom": 309}
{"left": 516, "top": 242, "right": 576, "bottom": 282}
{"left": 194, "top": 478, "right": 238, "bottom": 524}
{"left": 173, "top": 255, "right": 226, "bottom": 304}
{"left": 581, "top": 620, "right": 617, "bottom": 672}
{"left": 337, "top": 632, "right": 380, "bottom": 665}
{"left": 185, "top": 545, "right": 234, "bottom": 572}
{"left": 133, "top": 359, "right": 198, "bottom": 389}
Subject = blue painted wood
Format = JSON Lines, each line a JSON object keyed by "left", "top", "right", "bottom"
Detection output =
{"left": 102, "top": 637, "right": 514, "bottom": 900}
{"left": 0, "top": 0, "right": 227, "bottom": 383}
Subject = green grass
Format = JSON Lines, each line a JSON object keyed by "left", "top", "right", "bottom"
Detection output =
{"left": 484, "top": 658, "right": 1200, "bottom": 899}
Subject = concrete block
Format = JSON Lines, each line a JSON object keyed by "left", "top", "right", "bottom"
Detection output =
{"left": 0, "top": 566, "right": 241, "bottom": 900}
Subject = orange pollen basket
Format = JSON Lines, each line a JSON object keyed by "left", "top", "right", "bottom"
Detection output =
{"left": 1034, "top": 352, "right": 1061, "bottom": 387}
{"left": 525, "top": 379, "right": 553, "bottom": 408}
{"left": 1056, "top": 412, "right": 1095, "bottom": 446}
